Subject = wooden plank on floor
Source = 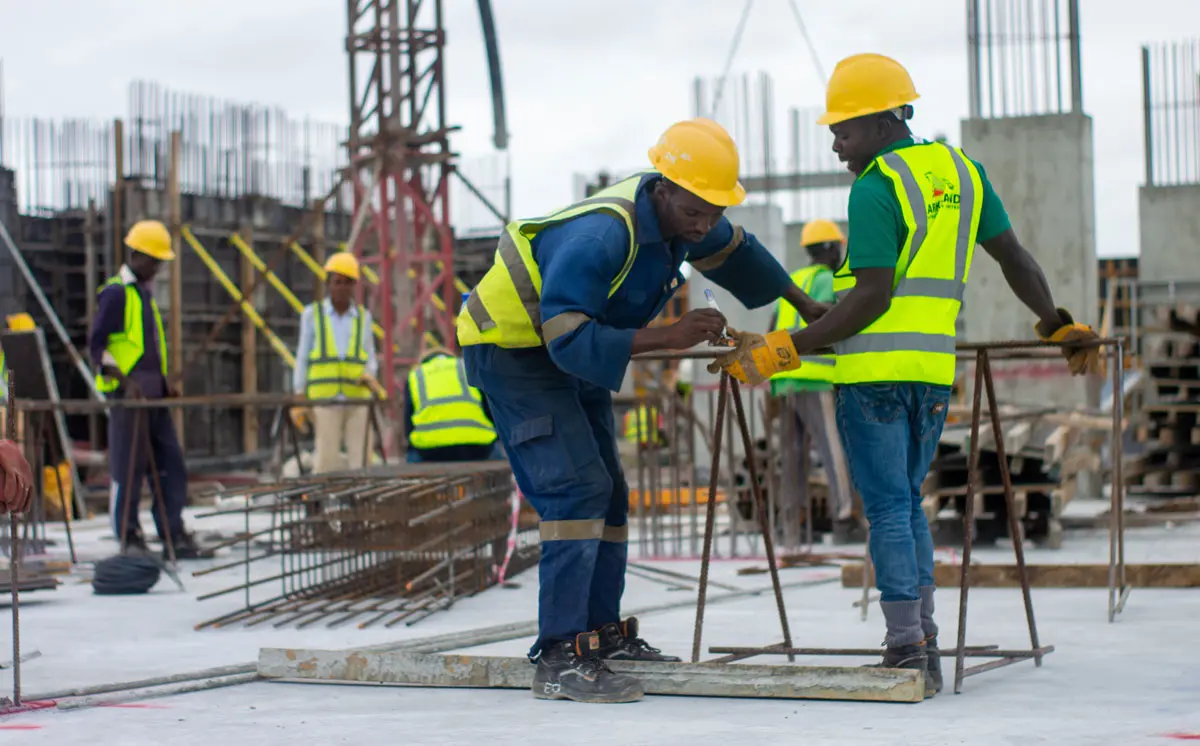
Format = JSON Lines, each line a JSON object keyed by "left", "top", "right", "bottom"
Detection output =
{"left": 257, "top": 648, "right": 925, "bottom": 703}
{"left": 841, "top": 562, "right": 1200, "bottom": 589}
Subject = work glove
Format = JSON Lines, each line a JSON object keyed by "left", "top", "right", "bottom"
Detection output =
{"left": 0, "top": 439, "right": 34, "bottom": 514}
{"left": 1034, "top": 308, "right": 1105, "bottom": 377}
{"left": 357, "top": 373, "right": 387, "bottom": 399}
{"left": 705, "top": 328, "right": 802, "bottom": 386}
{"left": 289, "top": 406, "right": 312, "bottom": 433}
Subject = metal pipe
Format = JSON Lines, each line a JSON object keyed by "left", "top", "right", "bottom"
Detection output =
{"left": 691, "top": 373, "right": 729, "bottom": 663}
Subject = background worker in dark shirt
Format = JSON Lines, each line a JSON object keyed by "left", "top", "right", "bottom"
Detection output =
{"left": 88, "top": 220, "right": 200, "bottom": 559}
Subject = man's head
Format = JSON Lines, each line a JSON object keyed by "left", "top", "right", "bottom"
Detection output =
{"left": 323, "top": 252, "right": 360, "bottom": 311}
{"left": 647, "top": 118, "right": 746, "bottom": 242}
{"left": 819, "top": 53, "right": 919, "bottom": 176}
{"left": 124, "top": 220, "right": 174, "bottom": 283}
{"left": 799, "top": 219, "right": 845, "bottom": 269}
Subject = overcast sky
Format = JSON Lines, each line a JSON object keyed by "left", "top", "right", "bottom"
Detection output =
{"left": 1, "top": 0, "right": 1197, "bottom": 258}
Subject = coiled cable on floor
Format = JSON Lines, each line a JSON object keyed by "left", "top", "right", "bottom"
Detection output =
{"left": 91, "top": 554, "right": 162, "bottom": 595}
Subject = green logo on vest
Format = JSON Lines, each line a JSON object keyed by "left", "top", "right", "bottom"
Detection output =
{"left": 923, "top": 172, "right": 960, "bottom": 219}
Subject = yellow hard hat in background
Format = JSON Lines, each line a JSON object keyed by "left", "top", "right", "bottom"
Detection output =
{"left": 125, "top": 220, "right": 176, "bottom": 261}
{"left": 648, "top": 118, "right": 747, "bottom": 208}
{"left": 5, "top": 313, "right": 35, "bottom": 332}
{"left": 817, "top": 53, "right": 920, "bottom": 126}
{"left": 800, "top": 219, "right": 846, "bottom": 247}
{"left": 323, "top": 251, "right": 360, "bottom": 281}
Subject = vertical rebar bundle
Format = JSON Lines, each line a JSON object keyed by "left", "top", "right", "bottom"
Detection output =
{"left": 1142, "top": 39, "right": 1200, "bottom": 187}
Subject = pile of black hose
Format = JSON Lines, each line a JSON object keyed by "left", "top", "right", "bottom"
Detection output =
{"left": 91, "top": 554, "right": 162, "bottom": 595}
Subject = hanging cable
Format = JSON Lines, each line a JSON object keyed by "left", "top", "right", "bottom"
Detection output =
{"left": 786, "top": 0, "right": 827, "bottom": 84}
{"left": 709, "top": 0, "right": 755, "bottom": 118}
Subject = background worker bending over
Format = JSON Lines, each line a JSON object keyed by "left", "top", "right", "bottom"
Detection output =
{"left": 291, "top": 252, "right": 381, "bottom": 474}
{"left": 88, "top": 220, "right": 200, "bottom": 559}
{"left": 405, "top": 346, "right": 502, "bottom": 463}
{"left": 712, "top": 53, "right": 1102, "bottom": 699}
{"left": 457, "top": 117, "right": 823, "bottom": 704}
{"left": 768, "top": 220, "right": 856, "bottom": 545}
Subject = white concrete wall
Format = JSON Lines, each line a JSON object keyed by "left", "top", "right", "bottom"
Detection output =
{"left": 958, "top": 114, "right": 1098, "bottom": 409}
{"left": 1138, "top": 185, "right": 1200, "bottom": 283}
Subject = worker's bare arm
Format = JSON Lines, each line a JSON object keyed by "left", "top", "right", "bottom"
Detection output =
{"left": 789, "top": 267, "right": 893, "bottom": 352}
{"left": 780, "top": 282, "right": 831, "bottom": 325}
{"left": 979, "top": 228, "right": 1061, "bottom": 329}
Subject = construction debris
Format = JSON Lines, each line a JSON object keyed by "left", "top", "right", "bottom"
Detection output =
{"left": 256, "top": 648, "right": 926, "bottom": 704}
{"left": 192, "top": 461, "right": 540, "bottom": 630}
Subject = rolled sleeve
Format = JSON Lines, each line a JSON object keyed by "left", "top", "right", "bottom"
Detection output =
{"left": 89, "top": 285, "right": 127, "bottom": 369}
{"left": 536, "top": 215, "right": 638, "bottom": 392}
{"left": 293, "top": 305, "right": 314, "bottom": 394}
{"left": 686, "top": 218, "right": 790, "bottom": 309}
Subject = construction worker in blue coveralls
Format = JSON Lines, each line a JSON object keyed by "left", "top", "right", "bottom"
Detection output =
{"left": 456, "top": 117, "right": 825, "bottom": 704}
{"left": 89, "top": 220, "right": 201, "bottom": 559}
{"left": 404, "top": 346, "right": 502, "bottom": 463}
{"left": 711, "top": 53, "right": 1104, "bottom": 699}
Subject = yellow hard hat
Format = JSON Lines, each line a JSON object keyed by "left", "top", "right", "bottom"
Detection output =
{"left": 800, "top": 219, "right": 846, "bottom": 247}
{"left": 648, "top": 118, "right": 746, "bottom": 208}
{"left": 124, "top": 220, "right": 175, "bottom": 261}
{"left": 323, "top": 251, "right": 360, "bottom": 280}
{"left": 817, "top": 53, "right": 920, "bottom": 126}
{"left": 5, "top": 313, "right": 34, "bottom": 332}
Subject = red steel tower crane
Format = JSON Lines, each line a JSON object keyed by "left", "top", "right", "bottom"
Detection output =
{"left": 344, "top": 0, "right": 508, "bottom": 399}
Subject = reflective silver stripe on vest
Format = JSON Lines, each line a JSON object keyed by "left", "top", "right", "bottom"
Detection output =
{"left": 836, "top": 331, "right": 956, "bottom": 356}
{"left": 412, "top": 419, "right": 496, "bottom": 434}
{"left": 799, "top": 356, "right": 836, "bottom": 366}
{"left": 467, "top": 197, "right": 637, "bottom": 338}
{"left": 835, "top": 146, "right": 978, "bottom": 304}
{"left": 414, "top": 360, "right": 476, "bottom": 408}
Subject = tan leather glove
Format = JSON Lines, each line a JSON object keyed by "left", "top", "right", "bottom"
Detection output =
{"left": 705, "top": 328, "right": 802, "bottom": 386}
{"left": 358, "top": 373, "right": 387, "bottom": 399}
{"left": 289, "top": 406, "right": 312, "bottom": 433}
{"left": 0, "top": 439, "right": 34, "bottom": 514}
{"left": 1034, "top": 308, "right": 1105, "bottom": 377}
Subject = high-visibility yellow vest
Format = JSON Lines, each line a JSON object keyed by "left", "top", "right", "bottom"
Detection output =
{"left": 456, "top": 173, "right": 645, "bottom": 348}
{"left": 407, "top": 354, "right": 497, "bottom": 449}
{"left": 831, "top": 142, "right": 983, "bottom": 386}
{"left": 772, "top": 265, "right": 835, "bottom": 383}
{"left": 95, "top": 276, "right": 168, "bottom": 394}
{"left": 622, "top": 405, "right": 662, "bottom": 444}
{"left": 305, "top": 302, "right": 371, "bottom": 400}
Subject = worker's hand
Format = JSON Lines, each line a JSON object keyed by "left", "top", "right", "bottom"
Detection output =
{"left": 668, "top": 309, "right": 728, "bottom": 348}
{"left": 289, "top": 406, "right": 311, "bottom": 433}
{"left": 0, "top": 439, "right": 34, "bottom": 514}
{"left": 167, "top": 383, "right": 182, "bottom": 398}
{"left": 122, "top": 377, "right": 144, "bottom": 400}
{"left": 705, "top": 328, "right": 801, "bottom": 386}
{"left": 1034, "top": 308, "right": 1105, "bottom": 376}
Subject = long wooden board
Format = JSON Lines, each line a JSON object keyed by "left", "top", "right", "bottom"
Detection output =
{"left": 257, "top": 648, "right": 925, "bottom": 703}
{"left": 841, "top": 562, "right": 1200, "bottom": 589}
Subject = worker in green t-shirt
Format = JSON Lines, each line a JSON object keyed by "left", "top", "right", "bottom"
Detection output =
{"left": 767, "top": 220, "right": 856, "bottom": 545}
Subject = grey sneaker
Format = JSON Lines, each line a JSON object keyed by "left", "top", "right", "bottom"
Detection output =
{"left": 531, "top": 632, "right": 645, "bottom": 703}
{"left": 864, "top": 641, "right": 933, "bottom": 698}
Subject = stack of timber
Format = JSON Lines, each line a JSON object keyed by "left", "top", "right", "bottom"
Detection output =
{"left": 1127, "top": 304, "right": 1200, "bottom": 497}
{"left": 921, "top": 404, "right": 1110, "bottom": 549}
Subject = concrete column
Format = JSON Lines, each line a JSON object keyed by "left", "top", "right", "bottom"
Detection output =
{"left": 958, "top": 114, "right": 1098, "bottom": 409}
{"left": 1137, "top": 185, "right": 1200, "bottom": 283}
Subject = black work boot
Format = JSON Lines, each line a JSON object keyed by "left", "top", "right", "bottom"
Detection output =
{"left": 164, "top": 531, "right": 204, "bottom": 561}
{"left": 121, "top": 528, "right": 149, "bottom": 556}
{"left": 597, "top": 617, "right": 682, "bottom": 662}
{"left": 532, "top": 632, "right": 645, "bottom": 703}
{"left": 865, "top": 599, "right": 932, "bottom": 697}
{"left": 920, "top": 586, "right": 942, "bottom": 696}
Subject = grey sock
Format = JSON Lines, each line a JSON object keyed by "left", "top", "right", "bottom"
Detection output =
{"left": 880, "top": 599, "right": 924, "bottom": 647}
{"left": 920, "top": 585, "right": 938, "bottom": 639}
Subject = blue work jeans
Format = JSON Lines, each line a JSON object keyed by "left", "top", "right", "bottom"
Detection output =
{"left": 835, "top": 383, "right": 950, "bottom": 603}
{"left": 463, "top": 345, "right": 628, "bottom": 659}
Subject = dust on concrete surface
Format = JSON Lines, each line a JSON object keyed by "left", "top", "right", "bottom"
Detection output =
{"left": 0, "top": 499, "right": 1198, "bottom": 745}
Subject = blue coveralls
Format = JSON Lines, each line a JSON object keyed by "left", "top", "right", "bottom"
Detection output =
{"left": 462, "top": 173, "right": 790, "bottom": 658}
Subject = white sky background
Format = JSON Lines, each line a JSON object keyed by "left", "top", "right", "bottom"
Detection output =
{"left": 0, "top": 0, "right": 1196, "bottom": 257}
